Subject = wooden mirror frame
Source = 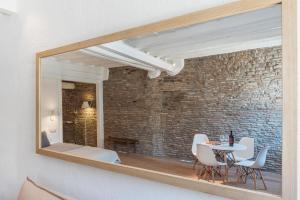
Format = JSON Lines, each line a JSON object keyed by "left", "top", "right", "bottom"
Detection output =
{"left": 36, "top": 0, "right": 298, "bottom": 199}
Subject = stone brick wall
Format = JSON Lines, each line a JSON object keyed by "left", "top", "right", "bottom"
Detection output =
{"left": 103, "top": 46, "right": 282, "bottom": 173}
{"left": 62, "top": 82, "right": 97, "bottom": 147}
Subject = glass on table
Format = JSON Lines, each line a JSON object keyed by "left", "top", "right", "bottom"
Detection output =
{"left": 224, "top": 134, "right": 229, "bottom": 144}
{"left": 219, "top": 135, "right": 226, "bottom": 144}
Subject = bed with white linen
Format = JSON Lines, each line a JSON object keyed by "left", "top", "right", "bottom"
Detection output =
{"left": 44, "top": 143, "right": 121, "bottom": 164}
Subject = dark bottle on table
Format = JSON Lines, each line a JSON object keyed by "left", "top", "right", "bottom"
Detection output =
{"left": 229, "top": 131, "right": 234, "bottom": 146}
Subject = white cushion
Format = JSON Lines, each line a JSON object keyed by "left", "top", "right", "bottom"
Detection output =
{"left": 46, "top": 131, "right": 61, "bottom": 144}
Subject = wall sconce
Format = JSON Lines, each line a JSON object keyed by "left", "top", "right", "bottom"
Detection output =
{"left": 81, "top": 101, "right": 92, "bottom": 109}
{"left": 49, "top": 110, "right": 57, "bottom": 133}
{"left": 50, "top": 110, "right": 56, "bottom": 121}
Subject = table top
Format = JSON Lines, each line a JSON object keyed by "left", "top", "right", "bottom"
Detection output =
{"left": 205, "top": 143, "right": 247, "bottom": 151}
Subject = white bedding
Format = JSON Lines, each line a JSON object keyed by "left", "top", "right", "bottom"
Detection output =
{"left": 44, "top": 143, "right": 82, "bottom": 152}
{"left": 44, "top": 143, "right": 121, "bottom": 164}
{"left": 66, "top": 146, "right": 120, "bottom": 163}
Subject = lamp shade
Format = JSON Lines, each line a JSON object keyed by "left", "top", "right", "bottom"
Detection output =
{"left": 81, "top": 101, "right": 91, "bottom": 109}
{"left": 50, "top": 110, "right": 56, "bottom": 121}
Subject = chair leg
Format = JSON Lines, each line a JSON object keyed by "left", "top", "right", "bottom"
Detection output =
{"left": 203, "top": 167, "right": 208, "bottom": 180}
{"left": 215, "top": 166, "right": 222, "bottom": 177}
{"left": 222, "top": 166, "right": 225, "bottom": 183}
{"left": 203, "top": 167, "right": 207, "bottom": 179}
{"left": 208, "top": 166, "right": 212, "bottom": 181}
{"left": 236, "top": 166, "right": 241, "bottom": 183}
{"left": 198, "top": 166, "right": 204, "bottom": 179}
{"left": 238, "top": 166, "right": 267, "bottom": 191}
{"left": 253, "top": 169, "right": 257, "bottom": 190}
{"left": 193, "top": 158, "right": 199, "bottom": 169}
{"left": 212, "top": 167, "right": 215, "bottom": 183}
{"left": 258, "top": 169, "right": 267, "bottom": 190}
{"left": 244, "top": 168, "right": 249, "bottom": 184}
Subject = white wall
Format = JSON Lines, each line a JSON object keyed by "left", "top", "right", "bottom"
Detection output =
{"left": 41, "top": 58, "right": 107, "bottom": 147}
{"left": 41, "top": 78, "right": 62, "bottom": 144}
{"left": 0, "top": 0, "right": 238, "bottom": 199}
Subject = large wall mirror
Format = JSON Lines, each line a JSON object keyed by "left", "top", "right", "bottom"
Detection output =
{"left": 37, "top": 1, "right": 293, "bottom": 199}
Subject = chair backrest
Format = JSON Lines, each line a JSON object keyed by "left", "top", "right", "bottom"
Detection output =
{"left": 233, "top": 137, "right": 254, "bottom": 160}
{"left": 252, "top": 146, "right": 269, "bottom": 169}
{"left": 191, "top": 134, "right": 209, "bottom": 156}
{"left": 196, "top": 144, "right": 219, "bottom": 166}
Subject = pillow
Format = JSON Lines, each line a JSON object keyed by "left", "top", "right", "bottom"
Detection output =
{"left": 46, "top": 132, "right": 60, "bottom": 145}
{"left": 41, "top": 131, "right": 50, "bottom": 148}
{"left": 18, "top": 177, "right": 73, "bottom": 200}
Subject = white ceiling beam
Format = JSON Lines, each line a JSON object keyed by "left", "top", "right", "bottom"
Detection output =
{"left": 84, "top": 41, "right": 184, "bottom": 78}
{"left": 0, "top": 0, "right": 17, "bottom": 15}
{"left": 81, "top": 48, "right": 161, "bottom": 79}
{"left": 100, "top": 41, "right": 174, "bottom": 72}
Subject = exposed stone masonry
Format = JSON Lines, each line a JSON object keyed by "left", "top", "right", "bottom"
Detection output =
{"left": 103, "top": 47, "right": 282, "bottom": 173}
{"left": 62, "top": 82, "right": 97, "bottom": 147}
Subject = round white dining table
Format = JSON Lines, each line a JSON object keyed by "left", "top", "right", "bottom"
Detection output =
{"left": 204, "top": 143, "right": 247, "bottom": 182}
{"left": 207, "top": 143, "right": 247, "bottom": 152}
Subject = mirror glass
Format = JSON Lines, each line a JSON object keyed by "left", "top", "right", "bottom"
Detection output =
{"left": 40, "top": 5, "right": 282, "bottom": 196}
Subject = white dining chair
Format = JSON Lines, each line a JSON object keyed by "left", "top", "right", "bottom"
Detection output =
{"left": 235, "top": 146, "right": 269, "bottom": 190}
{"left": 191, "top": 134, "right": 209, "bottom": 169}
{"left": 233, "top": 137, "right": 254, "bottom": 162}
{"left": 196, "top": 144, "right": 227, "bottom": 182}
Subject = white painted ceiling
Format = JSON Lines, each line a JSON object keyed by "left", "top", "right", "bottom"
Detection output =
{"left": 49, "top": 5, "right": 282, "bottom": 77}
{"left": 124, "top": 4, "right": 281, "bottom": 59}
{"left": 42, "top": 57, "right": 109, "bottom": 83}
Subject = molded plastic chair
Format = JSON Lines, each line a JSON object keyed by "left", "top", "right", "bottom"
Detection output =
{"left": 233, "top": 137, "right": 254, "bottom": 162}
{"left": 191, "top": 134, "right": 209, "bottom": 168}
{"left": 196, "top": 144, "right": 227, "bottom": 182}
{"left": 192, "top": 134, "right": 209, "bottom": 156}
{"left": 235, "top": 146, "right": 269, "bottom": 190}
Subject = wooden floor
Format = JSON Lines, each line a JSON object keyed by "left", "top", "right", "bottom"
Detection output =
{"left": 119, "top": 152, "right": 282, "bottom": 196}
